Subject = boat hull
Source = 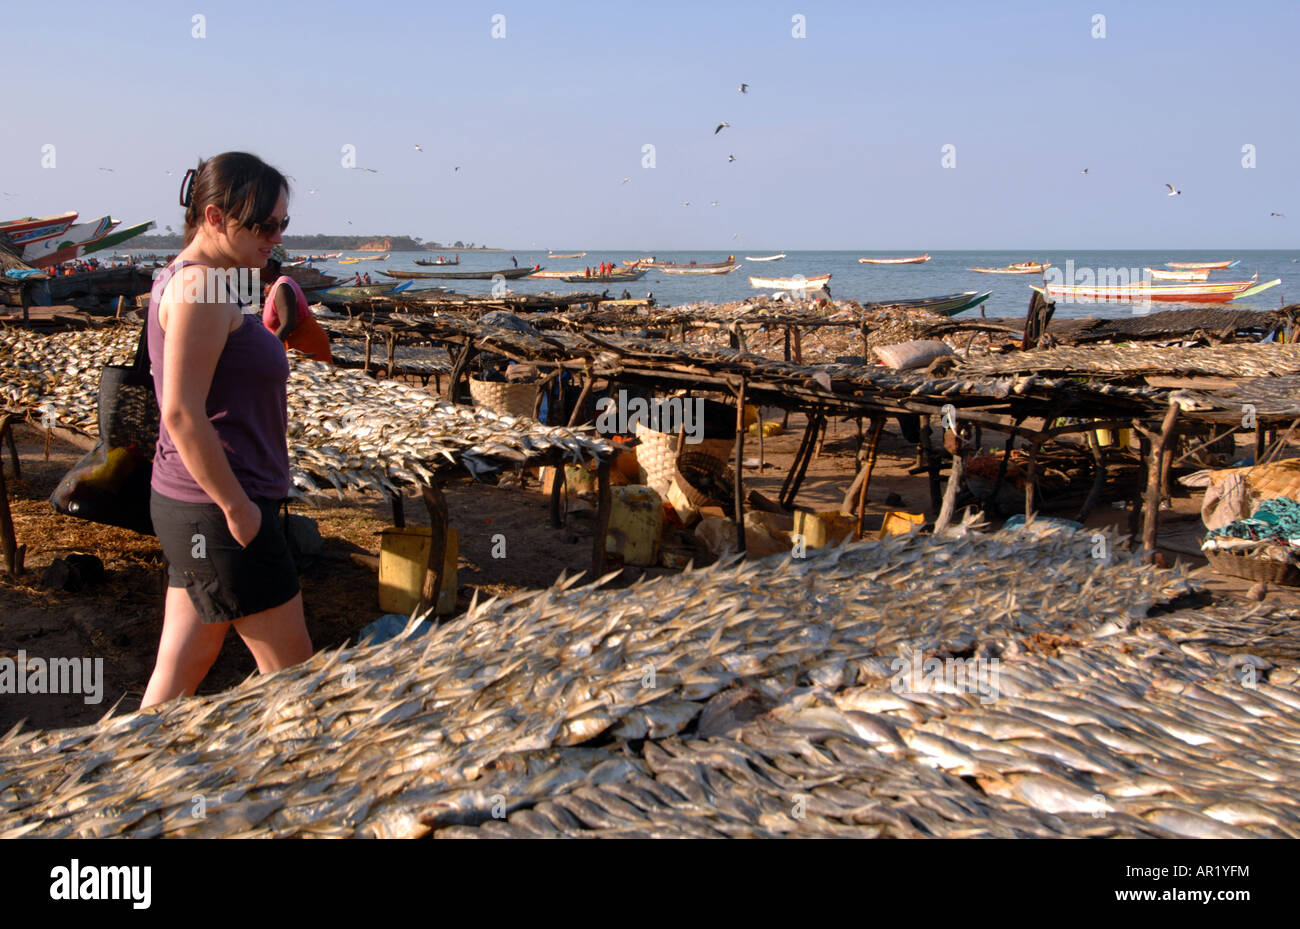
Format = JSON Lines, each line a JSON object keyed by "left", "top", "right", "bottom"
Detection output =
{"left": 969, "top": 263, "right": 1051, "bottom": 274}
{"left": 0, "top": 211, "right": 79, "bottom": 247}
{"left": 22, "top": 216, "right": 118, "bottom": 265}
{"left": 749, "top": 273, "right": 830, "bottom": 290}
{"left": 1166, "top": 259, "right": 1239, "bottom": 270}
{"left": 1036, "top": 278, "right": 1271, "bottom": 304}
{"left": 745, "top": 253, "right": 787, "bottom": 261}
{"left": 1146, "top": 267, "right": 1211, "bottom": 282}
{"left": 393, "top": 267, "right": 538, "bottom": 280}
{"left": 660, "top": 263, "right": 742, "bottom": 275}
{"left": 858, "top": 254, "right": 930, "bottom": 264}
{"left": 560, "top": 269, "right": 646, "bottom": 283}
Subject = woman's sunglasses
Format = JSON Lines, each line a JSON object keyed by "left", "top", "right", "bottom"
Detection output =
{"left": 247, "top": 215, "right": 290, "bottom": 238}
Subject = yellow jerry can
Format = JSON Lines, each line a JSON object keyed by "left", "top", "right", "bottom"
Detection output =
{"left": 378, "top": 526, "right": 459, "bottom": 616}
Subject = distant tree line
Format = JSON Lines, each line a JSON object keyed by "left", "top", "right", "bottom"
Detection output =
{"left": 132, "top": 234, "right": 491, "bottom": 251}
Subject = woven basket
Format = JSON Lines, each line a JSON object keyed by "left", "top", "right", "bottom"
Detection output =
{"left": 1204, "top": 548, "right": 1300, "bottom": 586}
{"left": 676, "top": 452, "right": 735, "bottom": 512}
{"left": 469, "top": 378, "right": 540, "bottom": 420}
{"left": 634, "top": 421, "right": 733, "bottom": 495}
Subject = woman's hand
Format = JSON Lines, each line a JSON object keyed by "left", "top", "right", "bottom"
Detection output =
{"left": 225, "top": 498, "right": 262, "bottom": 548}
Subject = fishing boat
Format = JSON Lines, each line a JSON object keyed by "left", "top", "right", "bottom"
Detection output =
{"left": 413, "top": 257, "right": 460, "bottom": 266}
{"left": 0, "top": 211, "right": 79, "bottom": 247}
{"left": 969, "top": 261, "right": 1051, "bottom": 274}
{"left": 1146, "top": 267, "right": 1211, "bottom": 282}
{"left": 746, "top": 252, "right": 787, "bottom": 262}
{"left": 622, "top": 256, "right": 657, "bottom": 267}
{"left": 749, "top": 273, "right": 831, "bottom": 290}
{"left": 22, "top": 216, "right": 117, "bottom": 265}
{"left": 858, "top": 254, "right": 930, "bottom": 264}
{"left": 1034, "top": 276, "right": 1279, "bottom": 304}
{"left": 660, "top": 256, "right": 737, "bottom": 269}
{"left": 1166, "top": 259, "right": 1240, "bottom": 270}
{"left": 861, "top": 291, "right": 992, "bottom": 317}
{"left": 529, "top": 269, "right": 586, "bottom": 280}
{"left": 38, "top": 220, "right": 155, "bottom": 266}
{"left": 311, "top": 280, "right": 413, "bottom": 298}
{"left": 339, "top": 253, "right": 390, "bottom": 264}
{"left": 547, "top": 251, "right": 586, "bottom": 259}
{"left": 560, "top": 269, "right": 647, "bottom": 283}
{"left": 660, "top": 262, "right": 742, "bottom": 275}
{"left": 387, "top": 266, "right": 539, "bottom": 281}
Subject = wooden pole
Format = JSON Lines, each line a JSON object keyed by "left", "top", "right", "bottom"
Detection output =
{"left": 1141, "top": 404, "right": 1180, "bottom": 564}
{"left": 734, "top": 378, "right": 747, "bottom": 555}
{"left": 1074, "top": 432, "right": 1107, "bottom": 523}
{"left": 415, "top": 481, "right": 448, "bottom": 619}
{"left": 549, "top": 461, "right": 567, "bottom": 529}
{"left": 934, "top": 428, "right": 965, "bottom": 533}
{"left": 1023, "top": 440, "right": 1042, "bottom": 519}
{"left": 1129, "top": 430, "right": 1150, "bottom": 547}
{"left": 3, "top": 418, "right": 20, "bottom": 481}
{"left": 0, "top": 416, "right": 24, "bottom": 576}
{"left": 592, "top": 459, "right": 612, "bottom": 578}
{"left": 854, "top": 416, "right": 885, "bottom": 539}
{"left": 566, "top": 369, "right": 595, "bottom": 428}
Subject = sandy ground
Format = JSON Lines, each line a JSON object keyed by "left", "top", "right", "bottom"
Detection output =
{"left": 1, "top": 409, "right": 1292, "bottom": 733}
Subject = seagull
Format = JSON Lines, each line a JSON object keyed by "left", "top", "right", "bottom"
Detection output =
{"left": 1080, "top": 168, "right": 1088, "bottom": 174}
{"left": 165, "top": 170, "right": 174, "bottom": 176}
{"left": 739, "top": 83, "right": 749, "bottom": 94}
{"left": 98, "top": 167, "right": 114, "bottom": 172}
{"left": 1166, "top": 183, "right": 1181, "bottom": 196}
{"left": 414, "top": 144, "right": 423, "bottom": 152}
{"left": 732, "top": 233, "right": 740, "bottom": 239}
{"left": 728, "top": 155, "right": 736, "bottom": 163}
{"left": 454, "top": 166, "right": 461, "bottom": 173}
{"left": 1271, "top": 211, "right": 1286, "bottom": 218}
{"left": 683, "top": 201, "right": 690, "bottom": 207}
{"left": 621, "top": 177, "right": 631, "bottom": 184}
{"left": 715, "top": 122, "right": 730, "bottom": 134}
{"left": 308, "top": 188, "right": 319, "bottom": 195}
{"left": 710, "top": 201, "right": 718, "bottom": 207}
{"left": 347, "top": 220, "right": 353, "bottom": 225}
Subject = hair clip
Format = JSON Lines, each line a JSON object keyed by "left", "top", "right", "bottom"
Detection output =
{"left": 179, "top": 168, "right": 197, "bottom": 208}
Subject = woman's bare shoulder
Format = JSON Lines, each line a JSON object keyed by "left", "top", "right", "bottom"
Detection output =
{"left": 160, "top": 264, "right": 242, "bottom": 333}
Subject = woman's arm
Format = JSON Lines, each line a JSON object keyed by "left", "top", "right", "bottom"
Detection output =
{"left": 159, "top": 267, "right": 262, "bottom": 545}
{"left": 272, "top": 285, "right": 296, "bottom": 340}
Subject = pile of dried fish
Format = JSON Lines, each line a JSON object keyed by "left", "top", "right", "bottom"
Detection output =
{"left": 0, "top": 324, "right": 613, "bottom": 495}
{"left": 3, "top": 520, "right": 1298, "bottom": 839}
{"left": 327, "top": 340, "right": 451, "bottom": 378}
{"left": 957, "top": 342, "right": 1300, "bottom": 380}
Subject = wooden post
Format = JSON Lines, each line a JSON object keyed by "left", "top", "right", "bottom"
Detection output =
{"left": 1129, "top": 430, "right": 1150, "bottom": 547}
{"left": 549, "top": 461, "right": 567, "bottom": 528}
{"left": 391, "top": 493, "right": 406, "bottom": 529}
{"left": 734, "top": 379, "right": 747, "bottom": 554}
{"left": 1074, "top": 432, "right": 1107, "bottom": 523}
{"left": 792, "top": 327, "right": 803, "bottom": 365}
{"left": 1024, "top": 440, "right": 1042, "bottom": 519}
{"left": 756, "top": 404, "right": 765, "bottom": 472}
{"left": 414, "top": 481, "right": 448, "bottom": 619}
{"left": 935, "top": 428, "right": 965, "bottom": 533}
{"left": 115, "top": 295, "right": 125, "bottom": 319}
{"left": 854, "top": 416, "right": 885, "bottom": 539}
{"left": 567, "top": 369, "right": 595, "bottom": 428}
{"left": 1140, "top": 404, "right": 1180, "bottom": 564}
{"left": 3, "top": 417, "right": 20, "bottom": 481}
{"left": 592, "top": 459, "right": 612, "bottom": 578}
{"left": 0, "top": 416, "right": 24, "bottom": 576}
{"left": 1256, "top": 423, "right": 1267, "bottom": 464}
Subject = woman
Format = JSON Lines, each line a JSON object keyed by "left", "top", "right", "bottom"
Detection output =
{"left": 142, "top": 152, "right": 313, "bottom": 708}
{"left": 261, "top": 246, "right": 333, "bottom": 363}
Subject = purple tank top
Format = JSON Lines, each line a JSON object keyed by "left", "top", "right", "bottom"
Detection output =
{"left": 148, "top": 260, "right": 292, "bottom": 503}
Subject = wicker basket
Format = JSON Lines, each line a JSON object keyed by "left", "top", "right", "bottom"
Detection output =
{"left": 1204, "top": 548, "right": 1300, "bottom": 586}
{"left": 469, "top": 378, "right": 540, "bottom": 420}
{"left": 634, "top": 421, "right": 733, "bottom": 495}
{"left": 676, "top": 451, "right": 735, "bottom": 513}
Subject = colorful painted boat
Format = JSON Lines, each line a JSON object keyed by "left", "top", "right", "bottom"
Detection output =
{"left": 311, "top": 280, "right": 413, "bottom": 298}
{"left": 1034, "top": 277, "right": 1279, "bottom": 304}
{"left": 50, "top": 220, "right": 155, "bottom": 264}
{"left": 969, "top": 261, "right": 1051, "bottom": 274}
{"left": 339, "top": 253, "right": 390, "bottom": 264}
{"left": 660, "top": 262, "right": 742, "bottom": 275}
{"left": 660, "top": 256, "right": 737, "bottom": 270}
{"left": 0, "top": 211, "right": 78, "bottom": 247}
{"left": 749, "top": 273, "right": 831, "bottom": 290}
{"left": 547, "top": 251, "right": 586, "bottom": 259}
{"left": 1146, "top": 267, "right": 1211, "bottom": 282}
{"left": 622, "top": 256, "right": 657, "bottom": 267}
{"left": 1166, "top": 259, "right": 1240, "bottom": 270}
{"left": 746, "top": 252, "right": 787, "bottom": 262}
{"left": 22, "top": 216, "right": 118, "bottom": 266}
{"left": 413, "top": 257, "right": 460, "bottom": 266}
{"left": 529, "top": 269, "right": 586, "bottom": 280}
{"left": 859, "top": 254, "right": 930, "bottom": 264}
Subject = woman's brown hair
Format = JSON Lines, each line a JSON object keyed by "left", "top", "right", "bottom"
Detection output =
{"left": 180, "top": 152, "right": 289, "bottom": 246}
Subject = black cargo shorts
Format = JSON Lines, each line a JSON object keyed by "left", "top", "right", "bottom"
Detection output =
{"left": 150, "top": 490, "right": 300, "bottom": 624}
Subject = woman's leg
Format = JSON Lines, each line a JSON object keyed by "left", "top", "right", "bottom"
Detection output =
{"left": 232, "top": 591, "right": 313, "bottom": 674}
{"left": 140, "top": 586, "right": 230, "bottom": 708}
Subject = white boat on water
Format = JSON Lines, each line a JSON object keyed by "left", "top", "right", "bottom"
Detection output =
{"left": 749, "top": 273, "right": 830, "bottom": 290}
{"left": 745, "top": 252, "right": 786, "bottom": 261}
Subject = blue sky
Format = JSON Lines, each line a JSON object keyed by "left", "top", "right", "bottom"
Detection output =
{"left": 3, "top": 0, "right": 1297, "bottom": 249}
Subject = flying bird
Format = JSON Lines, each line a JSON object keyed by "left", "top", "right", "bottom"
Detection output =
{"left": 739, "top": 83, "right": 749, "bottom": 94}
{"left": 621, "top": 177, "right": 631, "bottom": 184}
{"left": 1166, "top": 183, "right": 1181, "bottom": 196}
{"left": 1271, "top": 211, "right": 1286, "bottom": 218}
{"left": 715, "top": 122, "right": 730, "bottom": 134}
{"left": 683, "top": 201, "right": 690, "bottom": 207}
{"left": 165, "top": 170, "right": 174, "bottom": 176}
{"left": 728, "top": 155, "right": 736, "bottom": 163}
{"left": 308, "top": 188, "right": 319, "bottom": 195}
{"left": 454, "top": 166, "right": 461, "bottom": 173}
{"left": 710, "top": 201, "right": 718, "bottom": 207}
{"left": 732, "top": 233, "right": 740, "bottom": 239}
{"left": 347, "top": 220, "right": 353, "bottom": 225}
{"left": 414, "top": 144, "right": 423, "bottom": 152}
{"left": 1080, "top": 168, "right": 1088, "bottom": 174}
{"left": 98, "top": 167, "right": 114, "bottom": 172}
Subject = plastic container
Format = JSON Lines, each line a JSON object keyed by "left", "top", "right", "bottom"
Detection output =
{"left": 606, "top": 485, "right": 664, "bottom": 566}
{"left": 378, "top": 526, "right": 459, "bottom": 616}
{"left": 1095, "top": 427, "right": 1131, "bottom": 448}
{"left": 878, "top": 511, "right": 925, "bottom": 538}
{"left": 792, "top": 509, "right": 857, "bottom": 549}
